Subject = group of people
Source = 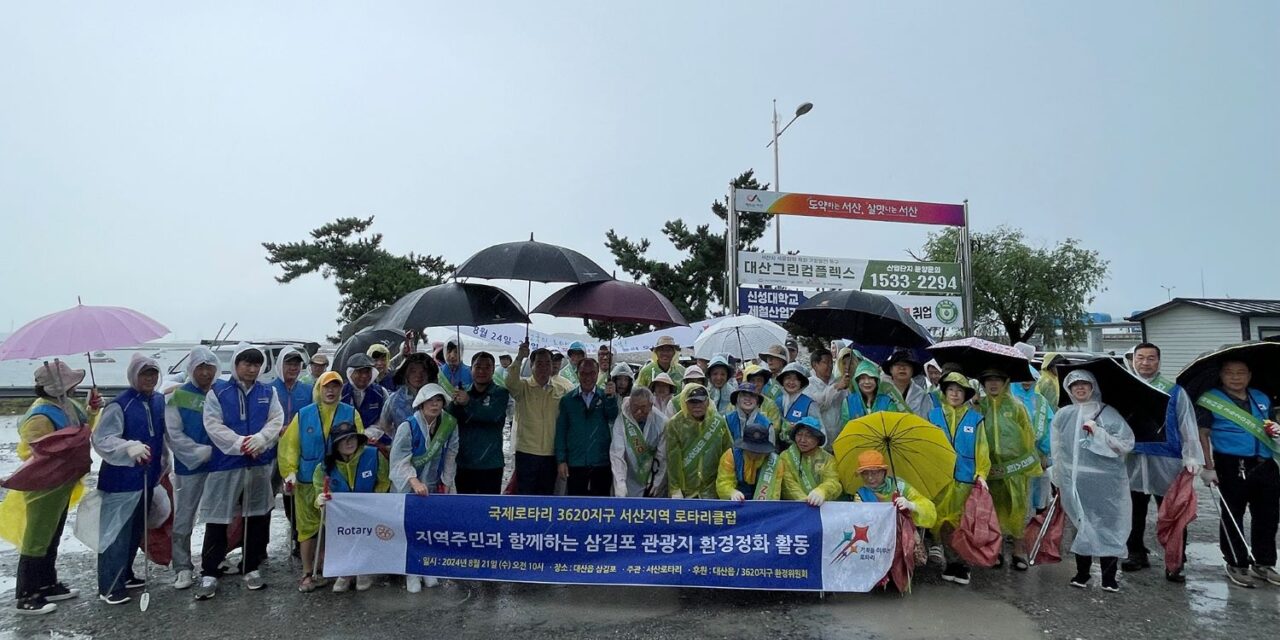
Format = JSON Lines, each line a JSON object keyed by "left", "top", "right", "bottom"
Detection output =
{"left": 7, "top": 331, "right": 1279, "bottom": 615}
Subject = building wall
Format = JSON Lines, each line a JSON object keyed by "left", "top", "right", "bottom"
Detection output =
{"left": 1144, "top": 305, "right": 1245, "bottom": 374}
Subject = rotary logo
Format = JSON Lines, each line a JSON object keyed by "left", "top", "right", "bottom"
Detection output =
{"left": 375, "top": 524, "right": 395, "bottom": 541}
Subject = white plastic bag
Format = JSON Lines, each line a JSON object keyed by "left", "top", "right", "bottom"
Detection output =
{"left": 72, "top": 489, "right": 103, "bottom": 552}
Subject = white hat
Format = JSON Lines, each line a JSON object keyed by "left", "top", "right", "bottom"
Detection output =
{"left": 34, "top": 359, "right": 85, "bottom": 397}
{"left": 413, "top": 383, "right": 449, "bottom": 408}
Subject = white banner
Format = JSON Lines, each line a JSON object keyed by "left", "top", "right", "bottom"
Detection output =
{"left": 884, "top": 294, "right": 964, "bottom": 330}
{"left": 738, "top": 251, "right": 869, "bottom": 289}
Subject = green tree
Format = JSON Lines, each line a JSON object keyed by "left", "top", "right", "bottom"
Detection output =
{"left": 917, "top": 225, "right": 1109, "bottom": 346}
{"left": 595, "top": 170, "right": 771, "bottom": 339}
{"left": 263, "top": 216, "right": 453, "bottom": 334}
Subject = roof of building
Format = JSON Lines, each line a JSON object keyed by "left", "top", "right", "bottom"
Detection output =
{"left": 1127, "top": 298, "right": 1280, "bottom": 322}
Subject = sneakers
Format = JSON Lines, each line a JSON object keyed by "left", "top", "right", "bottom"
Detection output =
{"left": 218, "top": 558, "right": 242, "bottom": 576}
{"left": 405, "top": 576, "right": 422, "bottom": 593}
{"left": 1250, "top": 565, "right": 1280, "bottom": 586}
{"left": 1069, "top": 573, "right": 1090, "bottom": 588}
{"left": 928, "top": 545, "right": 945, "bottom": 567}
{"left": 941, "top": 563, "right": 971, "bottom": 585}
{"left": 1166, "top": 570, "right": 1186, "bottom": 584}
{"left": 174, "top": 570, "right": 194, "bottom": 590}
{"left": 1226, "top": 565, "right": 1257, "bottom": 589}
{"left": 123, "top": 576, "right": 147, "bottom": 590}
{"left": 1101, "top": 578, "right": 1120, "bottom": 592}
{"left": 424, "top": 576, "right": 440, "bottom": 588}
{"left": 194, "top": 576, "right": 218, "bottom": 600}
{"left": 243, "top": 570, "right": 266, "bottom": 591}
{"left": 333, "top": 577, "right": 353, "bottom": 593}
{"left": 1121, "top": 553, "right": 1150, "bottom": 572}
{"left": 355, "top": 575, "right": 373, "bottom": 592}
{"left": 15, "top": 595, "right": 57, "bottom": 616}
{"left": 40, "top": 583, "right": 80, "bottom": 602}
{"left": 99, "top": 592, "right": 131, "bottom": 606}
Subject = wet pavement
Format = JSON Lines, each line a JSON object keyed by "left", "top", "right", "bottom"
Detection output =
{"left": 2, "top": 416, "right": 1278, "bottom": 639}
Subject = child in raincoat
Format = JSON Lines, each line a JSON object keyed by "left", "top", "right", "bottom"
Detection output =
{"left": 314, "top": 421, "right": 390, "bottom": 593}
{"left": 927, "top": 372, "right": 991, "bottom": 585}
{"left": 716, "top": 422, "right": 781, "bottom": 501}
{"left": 978, "top": 369, "right": 1043, "bottom": 570}
{"left": 778, "top": 417, "right": 842, "bottom": 506}
{"left": 1051, "top": 370, "right": 1134, "bottom": 592}
{"left": 851, "top": 450, "right": 937, "bottom": 529}
{"left": 665, "top": 384, "right": 732, "bottom": 499}
{"left": 278, "top": 371, "right": 363, "bottom": 593}
{"left": 390, "top": 383, "right": 458, "bottom": 592}
{"left": 842, "top": 361, "right": 901, "bottom": 425}
{"left": 6, "top": 360, "right": 98, "bottom": 615}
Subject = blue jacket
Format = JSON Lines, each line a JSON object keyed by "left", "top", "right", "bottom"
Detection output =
{"left": 98, "top": 389, "right": 166, "bottom": 493}
{"left": 209, "top": 379, "right": 276, "bottom": 470}
{"left": 271, "top": 378, "right": 313, "bottom": 427}
{"left": 1203, "top": 388, "right": 1273, "bottom": 459}
{"left": 928, "top": 406, "right": 983, "bottom": 484}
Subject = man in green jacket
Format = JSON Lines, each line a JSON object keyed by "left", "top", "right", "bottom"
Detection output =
{"left": 449, "top": 352, "right": 511, "bottom": 495}
{"left": 555, "top": 358, "right": 619, "bottom": 496}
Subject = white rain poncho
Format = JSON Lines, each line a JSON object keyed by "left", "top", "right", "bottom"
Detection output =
{"left": 609, "top": 394, "right": 669, "bottom": 497}
{"left": 390, "top": 386, "right": 459, "bottom": 494}
{"left": 1126, "top": 373, "right": 1205, "bottom": 496}
{"left": 1049, "top": 370, "right": 1136, "bottom": 558}
{"left": 90, "top": 353, "right": 165, "bottom": 550}
{"left": 200, "top": 343, "right": 285, "bottom": 523}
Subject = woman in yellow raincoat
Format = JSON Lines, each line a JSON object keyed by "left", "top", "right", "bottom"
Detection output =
{"left": 716, "top": 422, "right": 781, "bottom": 501}
{"left": 979, "top": 369, "right": 1043, "bottom": 570}
{"left": 927, "top": 372, "right": 991, "bottom": 585}
{"left": 778, "top": 417, "right": 842, "bottom": 506}
{"left": 5, "top": 360, "right": 99, "bottom": 615}
{"left": 665, "top": 384, "right": 732, "bottom": 499}
{"left": 850, "top": 450, "right": 937, "bottom": 529}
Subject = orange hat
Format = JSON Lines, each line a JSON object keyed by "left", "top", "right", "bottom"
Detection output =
{"left": 856, "top": 450, "right": 888, "bottom": 472}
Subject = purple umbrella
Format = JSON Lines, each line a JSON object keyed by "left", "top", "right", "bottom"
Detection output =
{"left": 532, "top": 280, "right": 687, "bottom": 329}
{"left": 0, "top": 300, "right": 170, "bottom": 384}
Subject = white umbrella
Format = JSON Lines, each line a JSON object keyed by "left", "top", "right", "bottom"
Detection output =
{"left": 693, "top": 315, "right": 788, "bottom": 361}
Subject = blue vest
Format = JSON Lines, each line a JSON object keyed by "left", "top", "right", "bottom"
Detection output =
{"left": 784, "top": 394, "right": 814, "bottom": 424}
{"left": 407, "top": 413, "right": 453, "bottom": 478}
{"left": 1205, "top": 388, "right": 1273, "bottom": 458}
{"left": 847, "top": 393, "right": 895, "bottom": 421}
{"left": 725, "top": 411, "right": 770, "bottom": 442}
{"left": 209, "top": 379, "right": 276, "bottom": 470}
{"left": 731, "top": 448, "right": 756, "bottom": 496}
{"left": 929, "top": 406, "right": 983, "bottom": 483}
{"left": 342, "top": 383, "right": 387, "bottom": 434}
{"left": 1134, "top": 384, "right": 1185, "bottom": 459}
{"left": 297, "top": 402, "right": 356, "bottom": 484}
{"left": 24, "top": 402, "right": 85, "bottom": 431}
{"left": 327, "top": 446, "right": 380, "bottom": 493}
{"left": 271, "top": 379, "right": 313, "bottom": 426}
{"left": 171, "top": 383, "right": 212, "bottom": 476}
{"left": 97, "top": 389, "right": 166, "bottom": 493}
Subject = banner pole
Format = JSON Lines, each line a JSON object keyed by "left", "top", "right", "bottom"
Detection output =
{"left": 728, "top": 187, "right": 739, "bottom": 315}
{"left": 961, "top": 200, "right": 974, "bottom": 337}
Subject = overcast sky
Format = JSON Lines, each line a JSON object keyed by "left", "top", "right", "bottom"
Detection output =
{"left": 2, "top": 2, "right": 1276, "bottom": 342}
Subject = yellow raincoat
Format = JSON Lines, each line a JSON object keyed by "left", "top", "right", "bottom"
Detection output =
{"left": 664, "top": 384, "right": 732, "bottom": 499}
{"left": 278, "top": 378, "right": 364, "bottom": 541}
{"left": 980, "top": 386, "right": 1042, "bottom": 535}
{"left": 852, "top": 476, "right": 938, "bottom": 529}
{"left": 778, "top": 446, "right": 843, "bottom": 501}
{"left": 0, "top": 398, "right": 93, "bottom": 553}
{"left": 930, "top": 402, "right": 991, "bottom": 532}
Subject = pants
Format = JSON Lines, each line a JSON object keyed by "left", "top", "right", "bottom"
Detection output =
{"left": 456, "top": 467, "right": 504, "bottom": 495}
{"left": 1214, "top": 452, "right": 1280, "bottom": 568}
{"left": 171, "top": 473, "right": 208, "bottom": 572}
{"left": 1075, "top": 554, "right": 1118, "bottom": 583}
{"left": 200, "top": 514, "right": 271, "bottom": 577}
{"left": 566, "top": 466, "right": 612, "bottom": 497}
{"left": 97, "top": 494, "right": 146, "bottom": 598}
{"left": 515, "top": 453, "right": 557, "bottom": 496}
{"left": 16, "top": 507, "right": 68, "bottom": 600}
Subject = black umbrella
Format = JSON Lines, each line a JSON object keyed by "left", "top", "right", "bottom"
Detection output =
{"left": 339, "top": 305, "right": 390, "bottom": 343}
{"left": 378, "top": 282, "right": 530, "bottom": 331}
{"left": 928, "top": 337, "right": 1034, "bottom": 382}
{"left": 786, "top": 290, "right": 933, "bottom": 348}
{"left": 1058, "top": 357, "right": 1169, "bottom": 443}
{"left": 454, "top": 234, "right": 612, "bottom": 284}
{"left": 1176, "top": 341, "right": 1280, "bottom": 401}
{"left": 532, "top": 280, "right": 687, "bottom": 328}
{"left": 332, "top": 327, "right": 405, "bottom": 373}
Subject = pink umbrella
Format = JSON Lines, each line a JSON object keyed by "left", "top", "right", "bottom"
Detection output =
{"left": 0, "top": 299, "right": 169, "bottom": 384}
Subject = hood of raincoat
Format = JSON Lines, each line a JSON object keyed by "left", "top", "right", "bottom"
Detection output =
{"left": 273, "top": 346, "right": 307, "bottom": 382}
{"left": 185, "top": 346, "right": 220, "bottom": 383}
{"left": 675, "top": 383, "right": 712, "bottom": 421}
{"left": 230, "top": 342, "right": 266, "bottom": 385}
{"left": 852, "top": 360, "right": 881, "bottom": 381}
{"left": 1063, "top": 370, "right": 1101, "bottom": 404}
{"left": 835, "top": 346, "right": 864, "bottom": 379}
{"left": 313, "top": 370, "right": 344, "bottom": 405}
{"left": 610, "top": 363, "right": 634, "bottom": 381}
{"left": 126, "top": 352, "right": 161, "bottom": 390}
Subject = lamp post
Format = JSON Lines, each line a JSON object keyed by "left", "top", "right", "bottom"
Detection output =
{"left": 766, "top": 100, "right": 813, "bottom": 253}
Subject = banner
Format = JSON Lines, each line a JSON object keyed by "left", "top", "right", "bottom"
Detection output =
{"left": 738, "top": 287, "right": 809, "bottom": 322}
{"left": 324, "top": 494, "right": 897, "bottom": 592}
{"left": 735, "top": 189, "right": 964, "bottom": 227}
{"left": 452, "top": 324, "right": 683, "bottom": 355}
{"left": 888, "top": 294, "right": 964, "bottom": 330}
{"left": 738, "top": 252, "right": 960, "bottom": 294}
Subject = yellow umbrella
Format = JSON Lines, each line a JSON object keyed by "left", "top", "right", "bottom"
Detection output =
{"left": 833, "top": 411, "right": 957, "bottom": 499}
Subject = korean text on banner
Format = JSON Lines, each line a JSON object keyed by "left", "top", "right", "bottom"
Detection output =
{"left": 738, "top": 287, "right": 809, "bottom": 322}
{"left": 738, "top": 252, "right": 960, "bottom": 294}
{"left": 735, "top": 189, "right": 965, "bottom": 227}
{"left": 323, "top": 494, "right": 897, "bottom": 592}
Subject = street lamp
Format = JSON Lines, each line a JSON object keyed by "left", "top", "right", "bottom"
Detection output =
{"left": 1160, "top": 285, "right": 1176, "bottom": 301}
{"left": 766, "top": 100, "right": 814, "bottom": 253}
